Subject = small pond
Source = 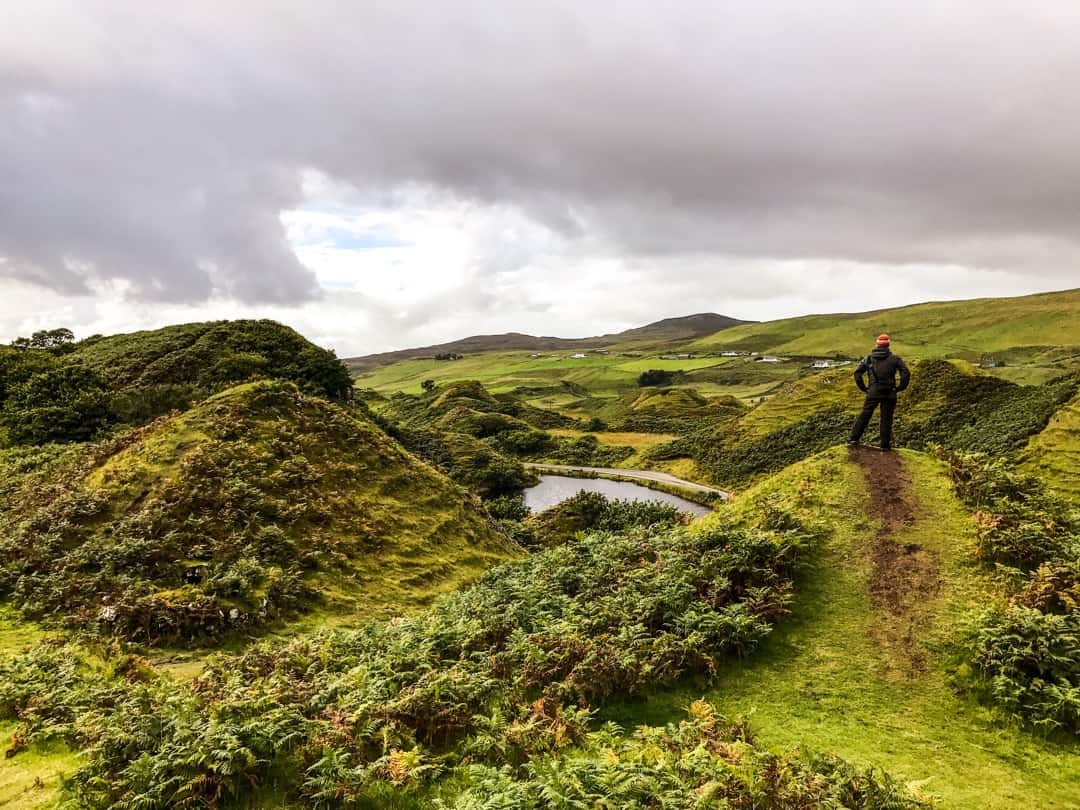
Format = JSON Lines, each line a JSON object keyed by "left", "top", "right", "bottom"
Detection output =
{"left": 523, "top": 474, "right": 713, "bottom": 516}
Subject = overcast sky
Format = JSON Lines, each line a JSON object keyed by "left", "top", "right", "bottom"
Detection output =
{"left": 3, "top": 1, "right": 1079, "bottom": 356}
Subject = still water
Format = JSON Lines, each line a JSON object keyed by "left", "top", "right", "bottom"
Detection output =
{"left": 523, "top": 474, "right": 712, "bottom": 516}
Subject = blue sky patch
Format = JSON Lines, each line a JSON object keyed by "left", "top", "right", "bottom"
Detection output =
{"left": 326, "top": 228, "right": 406, "bottom": 250}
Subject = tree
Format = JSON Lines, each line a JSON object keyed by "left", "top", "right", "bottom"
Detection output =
{"left": 637, "top": 369, "right": 674, "bottom": 387}
{"left": 422, "top": 379, "right": 437, "bottom": 393}
{"left": 11, "top": 328, "right": 76, "bottom": 354}
{"left": 0, "top": 364, "right": 113, "bottom": 444}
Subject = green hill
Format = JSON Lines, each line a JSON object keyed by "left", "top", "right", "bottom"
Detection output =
{"left": 0, "top": 380, "right": 513, "bottom": 645}
{"left": 345, "top": 312, "right": 747, "bottom": 373}
{"left": 1021, "top": 389, "right": 1080, "bottom": 499}
{"left": 691, "top": 287, "right": 1080, "bottom": 360}
{"left": 1, "top": 319, "right": 353, "bottom": 446}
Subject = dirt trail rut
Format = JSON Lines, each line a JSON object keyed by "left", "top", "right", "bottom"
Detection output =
{"left": 849, "top": 447, "right": 943, "bottom": 674}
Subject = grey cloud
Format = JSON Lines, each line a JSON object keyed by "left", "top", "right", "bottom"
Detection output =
{"left": 3, "top": 1, "right": 1080, "bottom": 305}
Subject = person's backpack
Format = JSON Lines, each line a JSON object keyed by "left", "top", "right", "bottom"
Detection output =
{"left": 865, "top": 354, "right": 892, "bottom": 390}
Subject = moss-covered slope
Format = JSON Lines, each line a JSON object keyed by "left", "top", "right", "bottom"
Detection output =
{"left": 1021, "top": 390, "right": 1080, "bottom": 499}
{"left": 0, "top": 380, "right": 513, "bottom": 644}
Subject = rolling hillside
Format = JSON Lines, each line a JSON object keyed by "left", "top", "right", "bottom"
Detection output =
{"left": 345, "top": 312, "right": 748, "bottom": 373}
{"left": 1021, "top": 389, "right": 1080, "bottom": 499}
{"left": 3, "top": 302, "right": 1079, "bottom": 808}
{"left": 649, "top": 359, "right": 1078, "bottom": 488}
{"left": 691, "top": 287, "right": 1080, "bottom": 360}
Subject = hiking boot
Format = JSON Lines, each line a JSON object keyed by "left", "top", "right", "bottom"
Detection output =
{"left": 847, "top": 439, "right": 859, "bottom": 447}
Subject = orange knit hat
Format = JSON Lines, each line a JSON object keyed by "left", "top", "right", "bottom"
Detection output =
{"left": 876, "top": 334, "right": 890, "bottom": 347}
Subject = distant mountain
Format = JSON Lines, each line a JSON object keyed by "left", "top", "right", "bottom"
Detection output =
{"left": 345, "top": 313, "right": 749, "bottom": 373}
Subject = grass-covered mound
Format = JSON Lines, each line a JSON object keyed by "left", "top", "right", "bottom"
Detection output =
{"left": 0, "top": 504, "right": 824, "bottom": 807}
{"left": 1, "top": 319, "right": 353, "bottom": 446}
{"left": 602, "top": 386, "right": 746, "bottom": 434}
{"left": 73, "top": 319, "right": 352, "bottom": 398}
{"left": 1020, "top": 390, "right": 1080, "bottom": 500}
{"left": 652, "top": 360, "right": 1078, "bottom": 487}
{"left": 0, "top": 380, "right": 512, "bottom": 644}
{"left": 382, "top": 381, "right": 608, "bottom": 495}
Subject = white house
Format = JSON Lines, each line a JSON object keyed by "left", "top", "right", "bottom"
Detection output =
{"left": 812, "top": 360, "right": 831, "bottom": 369}
{"left": 758, "top": 356, "right": 780, "bottom": 363}
{"left": 570, "top": 353, "right": 587, "bottom": 359}
{"left": 720, "top": 351, "right": 739, "bottom": 357}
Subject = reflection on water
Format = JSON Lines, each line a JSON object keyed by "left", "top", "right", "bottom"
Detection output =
{"left": 523, "top": 474, "right": 712, "bottom": 516}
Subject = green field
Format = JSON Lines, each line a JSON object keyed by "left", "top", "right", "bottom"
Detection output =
{"left": 356, "top": 349, "right": 799, "bottom": 406}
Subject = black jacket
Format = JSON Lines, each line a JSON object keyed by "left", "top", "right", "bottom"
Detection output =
{"left": 854, "top": 347, "right": 910, "bottom": 396}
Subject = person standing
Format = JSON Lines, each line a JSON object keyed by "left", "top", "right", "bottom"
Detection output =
{"left": 849, "top": 334, "right": 910, "bottom": 451}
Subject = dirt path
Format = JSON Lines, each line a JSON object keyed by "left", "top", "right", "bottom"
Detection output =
{"left": 849, "top": 447, "right": 943, "bottom": 674}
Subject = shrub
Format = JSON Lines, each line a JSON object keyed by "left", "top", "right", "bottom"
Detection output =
{"left": 939, "top": 449, "right": 1080, "bottom": 735}
{"left": 525, "top": 491, "right": 685, "bottom": 547}
{"left": 959, "top": 607, "right": 1080, "bottom": 735}
{"left": 29, "top": 510, "right": 813, "bottom": 806}
{"left": 441, "top": 702, "right": 929, "bottom": 809}
{"left": 0, "top": 363, "right": 114, "bottom": 444}
{"left": 637, "top": 369, "right": 674, "bottom": 387}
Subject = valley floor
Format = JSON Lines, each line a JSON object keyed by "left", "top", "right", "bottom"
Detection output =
{"left": 603, "top": 448, "right": 1080, "bottom": 809}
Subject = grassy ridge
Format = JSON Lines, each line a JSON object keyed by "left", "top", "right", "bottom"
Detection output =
{"left": 651, "top": 360, "right": 1078, "bottom": 488}
{"left": 691, "top": 287, "right": 1080, "bottom": 359}
{"left": 604, "top": 449, "right": 1080, "bottom": 808}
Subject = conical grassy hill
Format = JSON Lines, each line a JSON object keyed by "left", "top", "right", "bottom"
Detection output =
{"left": 0, "top": 380, "right": 514, "bottom": 645}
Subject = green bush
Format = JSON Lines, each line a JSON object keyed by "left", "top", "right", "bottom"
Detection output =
{"left": 939, "top": 450, "right": 1080, "bottom": 735}
{"left": 545, "top": 434, "right": 634, "bottom": 466}
{"left": 0, "top": 363, "right": 114, "bottom": 444}
{"left": 637, "top": 369, "right": 675, "bottom": 387}
{"left": 524, "top": 491, "right": 685, "bottom": 547}
{"left": 441, "top": 702, "right": 929, "bottom": 809}
{"left": 960, "top": 607, "right": 1080, "bottom": 735}
{"left": 20, "top": 510, "right": 812, "bottom": 806}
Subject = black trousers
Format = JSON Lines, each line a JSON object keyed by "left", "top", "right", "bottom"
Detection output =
{"left": 850, "top": 393, "right": 896, "bottom": 447}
